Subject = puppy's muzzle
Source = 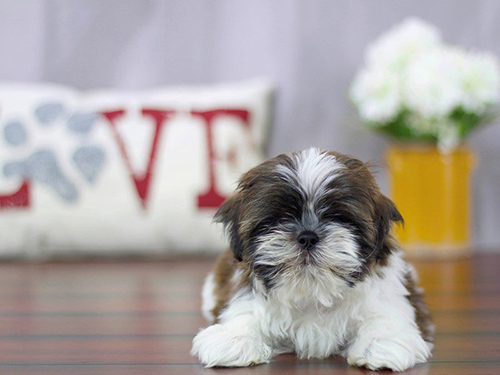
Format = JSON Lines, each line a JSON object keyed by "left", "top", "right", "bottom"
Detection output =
{"left": 297, "top": 231, "right": 320, "bottom": 250}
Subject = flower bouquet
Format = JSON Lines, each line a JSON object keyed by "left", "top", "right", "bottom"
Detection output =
{"left": 350, "top": 18, "right": 500, "bottom": 151}
{"left": 349, "top": 18, "right": 500, "bottom": 256}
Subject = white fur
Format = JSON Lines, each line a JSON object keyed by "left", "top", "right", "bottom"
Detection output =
{"left": 201, "top": 273, "right": 216, "bottom": 323}
{"left": 253, "top": 223, "right": 362, "bottom": 307}
{"left": 192, "top": 251, "right": 432, "bottom": 371}
{"left": 276, "top": 147, "right": 344, "bottom": 205}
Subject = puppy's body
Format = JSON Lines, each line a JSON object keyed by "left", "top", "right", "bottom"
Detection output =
{"left": 192, "top": 148, "right": 433, "bottom": 371}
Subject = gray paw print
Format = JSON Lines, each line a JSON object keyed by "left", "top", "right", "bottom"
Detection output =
{"left": 67, "top": 112, "right": 99, "bottom": 134}
{"left": 2, "top": 102, "right": 106, "bottom": 203}
{"left": 3, "top": 120, "right": 28, "bottom": 146}
{"left": 73, "top": 146, "right": 106, "bottom": 184}
{"left": 34, "top": 102, "right": 66, "bottom": 125}
{"left": 4, "top": 150, "right": 78, "bottom": 202}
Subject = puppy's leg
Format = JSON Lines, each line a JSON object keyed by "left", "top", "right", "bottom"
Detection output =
{"left": 346, "top": 265, "right": 433, "bottom": 371}
{"left": 347, "top": 325, "right": 431, "bottom": 372}
{"left": 191, "top": 294, "right": 273, "bottom": 367}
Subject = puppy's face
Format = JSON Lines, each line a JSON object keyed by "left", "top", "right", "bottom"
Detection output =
{"left": 216, "top": 148, "right": 402, "bottom": 300}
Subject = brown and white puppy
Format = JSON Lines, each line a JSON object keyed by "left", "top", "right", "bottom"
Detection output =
{"left": 192, "top": 148, "right": 433, "bottom": 371}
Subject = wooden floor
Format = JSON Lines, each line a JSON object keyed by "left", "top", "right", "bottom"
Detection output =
{"left": 0, "top": 254, "right": 499, "bottom": 374}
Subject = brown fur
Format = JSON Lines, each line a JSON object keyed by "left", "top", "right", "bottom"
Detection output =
{"left": 209, "top": 248, "right": 236, "bottom": 321}
{"left": 404, "top": 270, "right": 434, "bottom": 343}
{"left": 327, "top": 151, "right": 404, "bottom": 274}
{"left": 210, "top": 248, "right": 251, "bottom": 322}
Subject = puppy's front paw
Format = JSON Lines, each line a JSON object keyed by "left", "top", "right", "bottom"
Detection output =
{"left": 191, "top": 323, "right": 272, "bottom": 367}
{"left": 347, "top": 336, "right": 432, "bottom": 372}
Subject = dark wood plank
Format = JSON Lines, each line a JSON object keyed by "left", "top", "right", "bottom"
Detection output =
{"left": 0, "top": 311, "right": 499, "bottom": 336}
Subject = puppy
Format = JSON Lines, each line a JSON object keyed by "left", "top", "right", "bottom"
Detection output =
{"left": 192, "top": 148, "right": 433, "bottom": 371}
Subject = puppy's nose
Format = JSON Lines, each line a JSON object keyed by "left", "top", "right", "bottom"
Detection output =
{"left": 297, "top": 231, "right": 319, "bottom": 250}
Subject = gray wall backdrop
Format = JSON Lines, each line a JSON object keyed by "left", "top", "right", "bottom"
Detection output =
{"left": 1, "top": 0, "right": 499, "bottom": 250}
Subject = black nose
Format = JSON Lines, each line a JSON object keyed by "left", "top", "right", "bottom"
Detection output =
{"left": 297, "top": 231, "right": 319, "bottom": 250}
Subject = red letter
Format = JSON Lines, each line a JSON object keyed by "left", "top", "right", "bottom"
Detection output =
{"left": 0, "top": 180, "right": 31, "bottom": 209}
{"left": 190, "top": 109, "right": 251, "bottom": 209}
{"left": 102, "top": 109, "right": 175, "bottom": 209}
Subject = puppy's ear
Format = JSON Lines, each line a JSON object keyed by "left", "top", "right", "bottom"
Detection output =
{"left": 374, "top": 194, "right": 404, "bottom": 253}
{"left": 214, "top": 192, "right": 245, "bottom": 262}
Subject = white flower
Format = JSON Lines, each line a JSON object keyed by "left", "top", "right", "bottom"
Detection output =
{"left": 458, "top": 51, "right": 500, "bottom": 112}
{"left": 437, "top": 120, "right": 461, "bottom": 152}
{"left": 403, "top": 48, "right": 463, "bottom": 119}
{"left": 350, "top": 16, "right": 500, "bottom": 151}
{"left": 405, "top": 114, "right": 439, "bottom": 135}
{"left": 350, "top": 66, "right": 401, "bottom": 123}
{"left": 367, "top": 17, "right": 441, "bottom": 71}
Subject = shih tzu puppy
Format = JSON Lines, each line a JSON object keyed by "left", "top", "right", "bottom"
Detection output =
{"left": 191, "top": 148, "right": 433, "bottom": 371}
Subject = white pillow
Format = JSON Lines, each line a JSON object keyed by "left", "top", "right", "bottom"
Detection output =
{"left": 0, "top": 80, "right": 273, "bottom": 259}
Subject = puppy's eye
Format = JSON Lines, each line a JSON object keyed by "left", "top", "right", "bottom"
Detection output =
{"left": 322, "top": 211, "right": 353, "bottom": 226}
{"left": 250, "top": 222, "right": 273, "bottom": 238}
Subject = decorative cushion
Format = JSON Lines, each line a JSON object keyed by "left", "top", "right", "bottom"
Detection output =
{"left": 0, "top": 81, "right": 273, "bottom": 258}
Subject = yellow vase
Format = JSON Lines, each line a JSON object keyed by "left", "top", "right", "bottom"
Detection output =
{"left": 386, "top": 144, "right": 475, "bottom": 258}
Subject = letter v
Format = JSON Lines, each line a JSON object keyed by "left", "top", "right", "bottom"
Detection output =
{"left": 102, "top": 109, "right": 175, "bottom": 209}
